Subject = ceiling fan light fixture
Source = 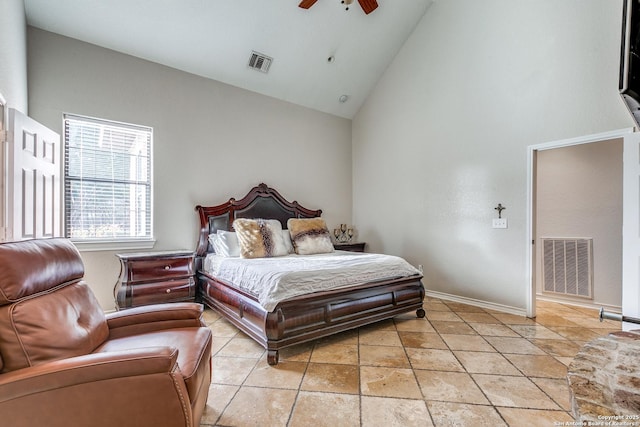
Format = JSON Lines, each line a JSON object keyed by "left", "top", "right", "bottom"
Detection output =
{"left": 341, "top": 0, "right": 354, "bottom": 10}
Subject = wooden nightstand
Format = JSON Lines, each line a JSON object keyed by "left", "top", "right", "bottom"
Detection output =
{"left": 333, "top": 242, "right": 366, "bottom": 252}
{"left": 114, "top": 250, "right": 196, "bottom": 309}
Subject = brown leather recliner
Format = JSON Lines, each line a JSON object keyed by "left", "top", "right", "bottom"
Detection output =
{"left": 0, "top": 238, "right": 212, "bottom": 427}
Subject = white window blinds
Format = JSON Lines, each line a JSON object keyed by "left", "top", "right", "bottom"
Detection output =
{"left": 63, "top": 114, "right": 153, "bottom": 242}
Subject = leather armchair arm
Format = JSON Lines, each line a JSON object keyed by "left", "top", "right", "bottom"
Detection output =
{"left": 106, "top": 302, "right": 205, "bottom": 339}
{"left": 0, "top": 347, "right": 193, "bottom": 427}
{"left": 0, "top": 347, "right": 179, "bottom": 399}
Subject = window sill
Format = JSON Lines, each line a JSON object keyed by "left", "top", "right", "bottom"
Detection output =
{"left": 71, "top": 239, "right": 156, "bottom": 252}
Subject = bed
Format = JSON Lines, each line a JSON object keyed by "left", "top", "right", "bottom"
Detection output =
{"left": 194, "top": 183, "right": 425, "bottom": 365}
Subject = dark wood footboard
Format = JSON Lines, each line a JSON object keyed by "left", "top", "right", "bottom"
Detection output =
{"left": 198, "top": 272, "right": 425, "bottom": 365}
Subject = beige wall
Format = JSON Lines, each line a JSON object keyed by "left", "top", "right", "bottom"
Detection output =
{"left": 352, "top": 0, "right": 634, "bottom": 312}
{"left": 0, "top": 0, "right": 28, "bottom": 113}
{"left": 27, "top": 28, "right": 352, "bottom": 310}
{"left": 535, "top": 139, "right": 623, "bottom": 309}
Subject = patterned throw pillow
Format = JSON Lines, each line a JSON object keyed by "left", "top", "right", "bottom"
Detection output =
{"left": 233, "top": 218, "right": 288, "bottom": 258}
{"left": 287, "top": 218, "right": 334, "bottom": 255}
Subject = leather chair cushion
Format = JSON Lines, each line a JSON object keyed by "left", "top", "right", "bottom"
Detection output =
{"left": 96, "top": 327, "right": 212, "bottom": 401}
{"left": 0, "top": 238, "right": 84, "bottom": 305}
{"left": 0, "top": 282, "right": 108, "bottom": 373}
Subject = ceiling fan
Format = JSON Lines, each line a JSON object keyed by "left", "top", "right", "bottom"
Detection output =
{"left": 298, "top": 0, "right": 379, "bottom": 15}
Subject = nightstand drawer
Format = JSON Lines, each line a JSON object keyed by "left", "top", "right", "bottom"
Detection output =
{"left": 131, "top": 278, "right": 195, "bottom": 306}
{"left": 127, "top": 257, "right": 194, "bottom": 282}
{"left": 114, "top": 250, "right": 196, "bottom": 309}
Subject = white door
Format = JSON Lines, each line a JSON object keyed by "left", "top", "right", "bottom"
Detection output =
{"left": 0, "top": 95, "right": 6, "bottom": 241}
{"left": 623, "top": 132, "right": 640, "bottom": 331}
{"left": 5, "top": 108, "right": 61, "bottom": 241}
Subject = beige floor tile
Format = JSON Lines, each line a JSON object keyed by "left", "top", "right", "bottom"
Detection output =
{"left": 289, "top": 391, "right": 360, "bottom": 427}
{"left": 454, "top": 351, "right": 521, "bottom": 375}
{"left": 244, "top": 359, "right": 307, "bottom": 389}
{"left": 361, "top": 396, "right": 433, "bottom": 427}
{"left": 497, "top": 407, "right": 573, "bottom": 426}
{"left": 208, "top": 319, "right": 240, "bottom": 337}
{"left": 472, "top": 374, "right": 561, "bottom": 409}
{"left": 217, "top": 336, "right": 266, "bottom": 358}
{"left": 217, "top": 386, "right": 297, "bottom": 427}
{"left": 483, "top": 336, "right": 546, "bottom": 355}
{"left": 565, "top": 315, "right": 617, "bottom": 329}
{"left": 201, "top": 308, "right": 221, "bottom": 325}
{"left": 393, "top": 311, "right": 424, "bottom": 320}
{"left": 508, "top": 324, "right": 566, "bottom": 340}
{"left": 360, "top": 318, "right": 396, "bottom": 332}
{"left": 415, "top": 370, "right": 489, "bottom": 404}
{"left": 310, "top": 343, "right": 359, "bottom": 365}
{"left": 424, "top": 301, "right": 452, "bottom": 312}
{"left": 210, "top": 335, "right": 232, "bottom": 356}
{"left": 444, "top": 302, "right": 487, "bottom": 313}
{"left": 440, "top": 334, "right": 494, "bottom": 352}
{"left": 211, "top": 356, "right": 258, "bottom": 385}
{"left": 406, "top": 348, "right": 465, "bottom": 372}
{"left": 529, "top": 338, "right": 582, "bottom": 357}
{"left": 359, "top": 329, "right": 403, "bottom": 346}
{"left": 314, "top": 328, "right": 359, "bottom": 346}
{"left": 531, "top": 377, "right": 572, "bottom": 411}
{"left": 456, "top": 312, "right": 500, "bottom": 323}
{"left": 533, "top": 313, "right": 582, "bottom": 327}
{"left": 427, "top": 402, "right": 507, "bottom": 427}
{"left": 398, "top": 331, "right": 448, "bottom": 349}
{"left": 469, "top": 323, "right": 520, "bottom": 337}
{"left": 426, "top": 311, "right": 463, "bottom": 322}
{"left": 301, "top": 363, "right": 360, "bottom": 394}
{"left": 360, "top": 366, "right": 423, "bottom": 398}
{"left": 278, "top": 341, "right": 313, "bottom": 363}
{"left": 197, "top": 299, "right": 620, "bottom": 427}
{"left": 546, "top": 325, "right": 602, "bottom": 341}
{"left": 394, "top": 317, "right": 437, "bottom": 333}
{"left": 199, "top": 383, "right": 238, "bottom": 425}
{"left": 504, "top": 354, "right": 568, "bottom": 379}
{"left": 431, "top": 321, "right": 477, "bottom": 335}
{"left": 359, "top": 345, "right": 410, "bottom": 368}
{"left": 491, "top": 313, "right": 537, "bottom": 325}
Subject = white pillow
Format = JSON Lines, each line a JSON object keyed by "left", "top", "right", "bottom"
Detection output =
{"left": 211, "top": 230, "right": 240, "bottom": 257}
{"left": 282, "top": 229, "right": 294, "bottom": 254}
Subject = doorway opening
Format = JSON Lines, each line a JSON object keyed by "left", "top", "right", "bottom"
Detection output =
{"left": 526, "top": 129, "right": 631, "bottom": 318}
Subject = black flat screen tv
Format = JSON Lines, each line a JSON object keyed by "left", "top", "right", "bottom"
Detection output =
{"left": 621, "top": 0, "right": 640, "bottom": 126}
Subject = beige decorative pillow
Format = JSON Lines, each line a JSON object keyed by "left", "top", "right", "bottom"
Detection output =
{"left": 233, "top": 218, "right": 288, "bottom": 258}
{"left": 287, "top": 218, "right": 334, "bottom": 255}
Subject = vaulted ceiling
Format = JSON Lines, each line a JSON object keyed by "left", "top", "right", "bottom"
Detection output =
{"left": 24, "top": 0, "right": 433, "bottom": 119}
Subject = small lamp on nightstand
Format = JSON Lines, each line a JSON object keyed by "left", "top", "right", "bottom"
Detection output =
{"left": 333, "top": 223, "right": 354, "bottom": 243}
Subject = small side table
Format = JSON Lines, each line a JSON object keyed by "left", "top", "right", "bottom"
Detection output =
{"left": 333, "top": 242, "right": 366, "bottom": 252}
{"left": 114, "top": 250, "right": 195, "bottom": 309}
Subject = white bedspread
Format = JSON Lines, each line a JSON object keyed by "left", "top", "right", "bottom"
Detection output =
{"left": 203, "top": 251, "right": 421, "bottom": 311}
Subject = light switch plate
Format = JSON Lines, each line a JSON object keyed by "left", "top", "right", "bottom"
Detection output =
{"left": 492, "top": 218, "right": 507, "bottom": 229}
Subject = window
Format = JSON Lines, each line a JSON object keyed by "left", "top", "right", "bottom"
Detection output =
{"left": 63, "top": 114, "right": 153, "bottom": 248}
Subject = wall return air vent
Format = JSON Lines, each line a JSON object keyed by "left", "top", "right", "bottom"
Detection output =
{"left": 248, "top": 51, "right": 273, "bottom": 73}
{"left": 542, "top": 238, "right": 593, "bottom": 300}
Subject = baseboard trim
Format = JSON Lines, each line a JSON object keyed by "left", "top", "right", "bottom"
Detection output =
{"left": 425, "top": 290, "right": 527, "bottom": 317}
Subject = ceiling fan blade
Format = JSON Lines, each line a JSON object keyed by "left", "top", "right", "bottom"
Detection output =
{"left": 298, "top": 0, "right": 319, "bottom": 9}
{"left": 357, "top": 0, "right": 378, "bottom": 14}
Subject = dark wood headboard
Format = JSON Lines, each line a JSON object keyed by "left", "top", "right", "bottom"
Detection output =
{"left": 194, "top": 183, "right": 322, "bottom": 259}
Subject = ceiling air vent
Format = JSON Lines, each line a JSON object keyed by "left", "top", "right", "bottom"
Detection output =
{"left": 248, "top": 51, "right": 273, "bottom": 73}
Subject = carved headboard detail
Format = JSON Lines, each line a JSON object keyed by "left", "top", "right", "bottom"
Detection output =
{"left": 194, "top": 183, "right": 322, "bottom": 258}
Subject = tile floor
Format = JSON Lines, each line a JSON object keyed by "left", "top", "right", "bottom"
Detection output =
{"left": 199, "top": 297, "right": 621, "bottom": 427}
